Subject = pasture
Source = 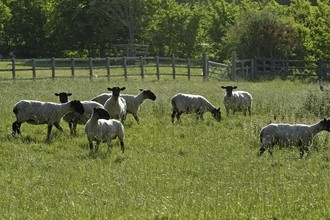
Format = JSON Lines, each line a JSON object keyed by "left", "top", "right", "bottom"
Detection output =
{"left": 1, "top": 75, "right": 330, "bottom": 219}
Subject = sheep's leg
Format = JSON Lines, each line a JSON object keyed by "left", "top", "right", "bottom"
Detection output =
{"left": 72, "top": 122, "right": 77, "bottom": 135}
{"left": 12, "top": 121, "right": 21, "bottom": 135}
{"left": 133, "top": 113, "right": 140, "bottom": 124}
{"left": 54, "top": 123, "right": 63, "bottom": 132}
{"left": 248, "top": 107, "right": 251, "bottom": 116}
{"left": 258, "top": 145, "right": 267, "bottom": 156}
{"left": 120, "top": 140, "right": 125, "bottom": 153}
{"left": 226, "top": 109, "right": 230, "bottom": 116}
{"left": 47, "top": 125, "right": 53, "bottom": 139}
{"left": 95, "top": 140, "right": 100, "bottom": 153}
{"left": 171, "top": 111, "right": 176, "bottom": 123}
{"left": 176, "top": 112, "right": 183, "bottom": 122}
{"left": 299, "top": 146, "right": 310, "bottom": 158}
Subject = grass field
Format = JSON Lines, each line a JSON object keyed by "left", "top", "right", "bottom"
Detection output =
{"left": 1, "top": 74, "right": 330, "bottom": 219}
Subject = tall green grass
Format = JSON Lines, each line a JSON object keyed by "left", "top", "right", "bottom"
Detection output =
{"left": 1, "top": 76, "right": 330, "bottom": 219}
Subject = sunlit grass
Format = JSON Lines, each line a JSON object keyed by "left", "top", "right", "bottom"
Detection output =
{"left": 1, "top": 76, "right": 330, "bottom": 218}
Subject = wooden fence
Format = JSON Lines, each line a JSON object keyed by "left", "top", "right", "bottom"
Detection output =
{"left": 231, "top": 51, "right": 330, "bottom": 80}
{"left": 0, "top": 54, "right": 231, "bottom": 81}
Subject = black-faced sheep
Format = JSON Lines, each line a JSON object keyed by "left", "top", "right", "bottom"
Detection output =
{"left": 55, "top": 92, "right": 105, "bottom": 135}
{"left": 12, "top": 100, "right": 85, "bottom": 139}
{"left": 103, "top": 87, "right": 127, "bottom": 123}
{"left": 258, "top": 118, "right": 330, "bottom": 158}
{"left": 221, "top": 86, "right": 252, "bottom": 116}
{"left": 171, "top": 93, "right": 221, "bottom": 123}
{"left": 92, "top": 89, "right": 156, "bottom": 124}
{"left": 84, "top": 107, "right": 125, "bottom": 153}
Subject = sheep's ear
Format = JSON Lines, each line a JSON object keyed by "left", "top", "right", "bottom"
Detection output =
{"left": 55, "top": 93, "right": 59, "bottom": 96}
{"left": 323, "top": 118, "right": 327, "bottom": 122}
{"left": 107, "top": 87, "right": 112, "bottom": 91}
{"left": 221, "top": 86, "right": 226, "bottom": 89}
{"left": 68, "top": 93, "right": 72, "bottom": 96}
{"left": 233, "top": 86, "right": 238, "bottom": 89}
{"left": 120, "top": 87, "right": 126, "bottom": 91}
{"left": 139, "top": 89, "right": 143, "bottom": 91}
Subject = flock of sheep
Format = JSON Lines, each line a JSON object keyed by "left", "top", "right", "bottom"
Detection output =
{"left": 11, "top": 85, "right": 330, "bottom": 158}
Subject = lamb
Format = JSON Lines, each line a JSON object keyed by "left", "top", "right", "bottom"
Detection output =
{"left": 171, "top": 93, "right": 221, "bottom": 123}
{"left": 92, "top": 89, "right": 156, "bottom": 124}
{"left": 55, "top": 92, "right": 105, "bottom": 135}
{"left": 103, "top": 87, "right": 127, "bottom": 123}
{"left": 221, "top": 86, "right": 252, "bottom": 116}
{"left": 258, "top": 118, "right": 330, "bottom": 158}
{"left": 12, "top": 100, "right": 85, "bottom": 139}
{"left": 84, "top": 107, "right": 125, "bottom": 153}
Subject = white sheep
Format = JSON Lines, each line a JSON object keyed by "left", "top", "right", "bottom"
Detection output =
{"left": 221, "top": 86, "right": 252, "bottom": 116}
{"left": 84, "top": 107, "right": 125, "bottom": 153}
{"left": 55, "top": 92, "right": 105, "bottom": 135}
{"left": 103, "top": 87, "right": 127, "bottom": 123}
{"left": 258, "top": 118, "right": 330, "bottom": 158}
{"left": 92, "top": 89, "right": 156, "bottom": 123}
{"left": 171, "top": 93, "right": 221, "bottom": 123}
{"left": 12, "top": 100, "right": 85, "bottom": 139}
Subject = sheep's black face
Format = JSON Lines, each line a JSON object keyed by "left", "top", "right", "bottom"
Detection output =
{"left": 322, "top": 118, "right": 330, "bottom": 131}
{"left": 142, "top": 89, "right": 156, "bottom": 101}
{"left": 212, "top": 107, "right": 221, "bottom": 122}
{"left": 93, "top": 107, "right": 110, "bottom": 120}
{"left": 107, "top": 87, "right": 126, "bottom": 97}
{"left": 71, "top": 100, "right": 85, "bottom": 114}
{"left": 55, "top": 92, "right": 72, "bottom": 103}
{"left": 221, "top": 86, "right": 237, "bottom": 97}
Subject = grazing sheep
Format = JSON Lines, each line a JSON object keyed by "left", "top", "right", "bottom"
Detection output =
{"left": 221, "top": 86, "right": 252, "bottom": 116}
{"left": 12, "top": 100, "right": 85, "bottom": 139}
{"left": 84, "top": 107, "right": 125, "bottom": 153}
{"left": 171, "top": 93, "right": 221, "bottom": 123}
{"left": 55, "top": 92, "right": 105, "bottom": 135}
{"left": 258, "top": 118, "right": 330, "bottom": 158}
{"left": 104, "top": 87, "right": 127, "bottom": 123}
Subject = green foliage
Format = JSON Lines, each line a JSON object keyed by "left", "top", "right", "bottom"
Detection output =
{"left": 2, "top": 77, "right": 330, "bottom": 218}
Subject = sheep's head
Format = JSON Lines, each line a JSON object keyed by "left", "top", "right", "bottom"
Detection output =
{"left": 140, "top": 89, "right": 156, "bottom": 101}
{"left": 92, "top": 107, "right": 110, "bottom": 120}
{"left": 212, "top": 107, "right": 221, "bottom": 122}
{"left": 107, "top": 87, "right": 126, "bottom": 97}
{"left": 321, "top": 118, "right": 330, "bottom": 131}
{"left": 55, "top": 92, "right": 72, "bottom": 103}
{"left": 70, "top": 100, "right": 85, "bottom": 115}
{"left": 221, "top": 86, "right": 237, "bottom": 97}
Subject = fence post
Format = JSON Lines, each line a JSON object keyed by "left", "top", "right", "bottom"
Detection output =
{"left": 106, "top": 57, "right": 110, "bottom": 81}
{"left": 251, "top": 59, "right": 254, "bottom": 78}
{"left": 12, "top": 58, "right": 16, "bottom": 80}
{"left": 32, "top": 58, "right": 36, "bottom": 81}
{"left": 52, "top": 58, "right": 55, "bottom": 79}
{"left": 71, "top": 58, "right": 75, "bottom": 78}
{"left": 172, "top": 56, "right": 176, "bottom": 80}
{"left": 89, "top": 57, "right": 93, "bottom": 81}
{"left": 202, "top": 52, "right": 208, "bottom": 80}
{"left": 123, "top": 57, "right": 128, "bottom": 81}
{"left": 187, "top": 58, "right": 191, "bottom": 80}
{"left": 156, "top": 56, "right": 160, "bottom": 80}
{"left": 231, "top": 51, "right": 236, "bottom": 81}
{"left": 140, "top": 56, "right": 144, "bottom": 80}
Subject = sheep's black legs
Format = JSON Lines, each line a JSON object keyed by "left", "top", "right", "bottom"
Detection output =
{"left": 171, "top": 111, "right": 176, "bottom": 123}
{"left": 54, "top": 123, "right": 63, "bottom": 132}
{"left": 133, "top": 114, "right": 140, "bottom": 124}
{"left": 120, "top": 140, "right": 125, "bottom": 153}
{"left": 47, "top": 125, "right": 53, "bottom": 139}
{"left": 12, "top": 121, "right": 21, "bottom": 135}
{"left": 258, "top": 146, "right": 267, "bottom": 156}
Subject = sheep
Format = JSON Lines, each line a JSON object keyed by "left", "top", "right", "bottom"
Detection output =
{"left": 12, "top": 100, "right": 85, "bottom": 139}
{"left": 221, "top": 86, "right": 253, "bottom": 116}
{"left": 92, "top": 89, "right": 156, "bottom": 123}
{"left": 103, "top": 87, "right": 127, "bottom": 123}
{"left": 84, "top": 107, "right": 125, "bottom": 153}
{"left": 258, "top": 118, "right": 330, "bottom": 158}
{"left": 171, "top": 93, "right": 221, "bottom": 123}
{"left": 55, "top": 92, "right": 105, "bottom": 135}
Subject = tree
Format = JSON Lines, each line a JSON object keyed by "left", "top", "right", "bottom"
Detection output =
{"left": 0, "top": 1, "right": 12, "bottom": 57}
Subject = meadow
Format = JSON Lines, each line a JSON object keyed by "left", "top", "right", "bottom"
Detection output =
{"left": 1, "top": 74, "right": 330, "bottom": 219}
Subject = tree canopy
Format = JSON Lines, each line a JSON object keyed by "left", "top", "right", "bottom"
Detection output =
{"left": 0, "top": 0, "right": 329, "bottom": 62}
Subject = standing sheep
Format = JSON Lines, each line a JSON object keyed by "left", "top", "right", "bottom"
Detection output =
{"left": 171, "top": 93, "right": 221, "bottom": 123}
{"left": 55, "top": 92, "right": 105, "bottom": 135}
{"left": 84, "top": 107, "right": 125, "bottom": 153}
{"left": 104, "top": 87, "right": 127, "bottom": 123}
{"left": 258, "top": 118, "right": 330, "bottom": 158}
{"left": 221, "top": 86, "right": 252, "bottom": 116}
{"left": 92, "top": 89, "right": 156, "bottom": 123}
{"left": 12, "top": 100, "right": 85, "bottom": 139}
